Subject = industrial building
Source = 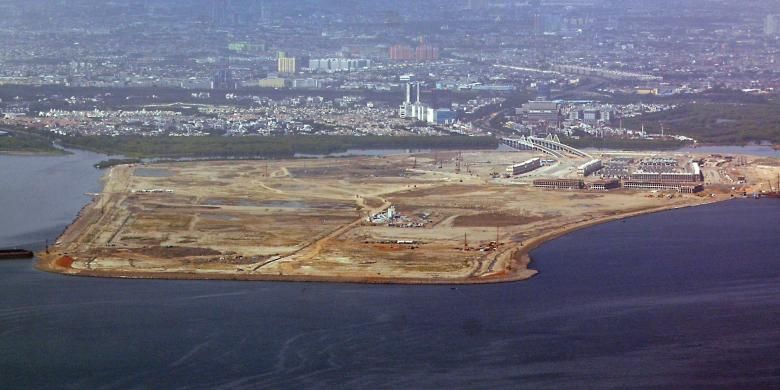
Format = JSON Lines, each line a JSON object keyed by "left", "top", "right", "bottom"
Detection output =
{"left": 533, "top": 178, "right": 585, "bottom": 190}
{"left": 399, "top": 82, "right": 423, "bottom": 119}
{"left": 519, "top": 99, "right": 562, "bottom": 127}
{"left": 506, "top": 158, "right": 542, "bottom": 175}
{"left": 369, "top": 206, "right": 396, "bottom": 224}
{"left": 577, "top": 159, "right": 603, "bottom": 177}
{"left": 399, "top": 82, "right": 456, "bottom": 125}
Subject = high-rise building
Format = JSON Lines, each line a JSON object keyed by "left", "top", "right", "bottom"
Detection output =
{"left": 389, "top": 44, "right": 415, "bottom": 61}
{"left": 211, "top": 68, "right": 237, "bottom": 90}
{"left": 278, "top": 57, "right": 296, "bottom": 74}
{"left": 277, "top": 53, "right": 308, "bottom": 74}
{"left": 389, "top": 42, "right": 440, "bottom": 62}
{"left": 415, "top": 43, "right": 439, "bottom": 61}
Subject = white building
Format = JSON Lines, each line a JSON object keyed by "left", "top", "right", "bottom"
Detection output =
{"left": 577, "top": 159, "right": 603, "bottom": 177}
{"left": 506, "top": 158, "right": 542, "bottom": 175}
{"left": 399, "top": 82, "right": 427, "bottom": 120}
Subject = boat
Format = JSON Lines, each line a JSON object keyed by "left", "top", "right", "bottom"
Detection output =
{"left": 0, "top": 249, "right": 34, "bottom": 259}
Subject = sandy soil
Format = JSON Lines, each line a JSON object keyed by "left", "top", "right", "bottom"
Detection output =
{"left": 37, "top": 150, "right": 774, "bottom": 284}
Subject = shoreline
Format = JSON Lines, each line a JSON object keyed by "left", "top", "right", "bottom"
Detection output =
{"left": 0, "top": 149, "right": 69, "bottom": 156}
{"left": 35, "top": 196, "right": 725, "bottom": 285}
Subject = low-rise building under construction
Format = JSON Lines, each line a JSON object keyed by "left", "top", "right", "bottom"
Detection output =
{"left": 506, "top": 158, "right": 542, "bottom": 175}
{"left": 623, "top": 181, "right": 703, "bottom": 193}
{"left": 533, "top": 178, "right": 585, "bottom": 190}
{"left": 577, "top": 159, "right": 603, "bottom": 177}
{"left": 588, "top": 179, "right": 620, "bottom": 191}
{"left": 628, "top": 161, "right": 702, "bottom": 183}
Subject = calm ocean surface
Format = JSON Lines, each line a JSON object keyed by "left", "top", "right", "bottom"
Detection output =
{"left": 1, "top": 150, "right": 778, "bottom": 389}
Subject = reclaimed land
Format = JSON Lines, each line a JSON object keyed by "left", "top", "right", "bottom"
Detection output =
{"left": 37, "top": 150, "right": 742, "bottom": 284}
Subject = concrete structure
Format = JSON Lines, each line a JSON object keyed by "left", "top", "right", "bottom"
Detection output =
{"left": 629, "top": 171, "right": 701, "bottom": 183}
{"left": 588, "top": 179, "right": 620, "bottom": 191}
{"left": 630, "top": 162, "right": 701, "bottom": 183}
{"left": 506, "top": 158, "right": 542, "bottom": 175}
{"left": 577, "top": 159, "right": 603, "bottom": 177}
{"left": 533, "top": 178, "right": 585, "bottom": 190}
{"left": 500, "top": 135, "right": 592, "bottom": 159}
{"left": 623, "top": 181, "right": 703, "bottom": 193}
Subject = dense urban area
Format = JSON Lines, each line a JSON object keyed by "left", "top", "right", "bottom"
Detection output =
{"left": 1, "top": 0, "right": 780, "bottom": 157}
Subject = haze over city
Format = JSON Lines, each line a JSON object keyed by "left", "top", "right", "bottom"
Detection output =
{"left": 0, "top": 1, "right": 779, "bottom": 388}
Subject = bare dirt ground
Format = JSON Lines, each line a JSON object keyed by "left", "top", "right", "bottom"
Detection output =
{"left": 38, "top": 150, "right": 775, "bottom": 284}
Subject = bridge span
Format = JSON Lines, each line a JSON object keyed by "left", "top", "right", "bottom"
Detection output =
{"left": 500, "top": 135, "right": 592, "bottom": 159}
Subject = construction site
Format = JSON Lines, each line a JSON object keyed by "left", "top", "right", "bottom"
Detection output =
{"left": 38, "top": 144, "right": 779, "bottom": 284}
